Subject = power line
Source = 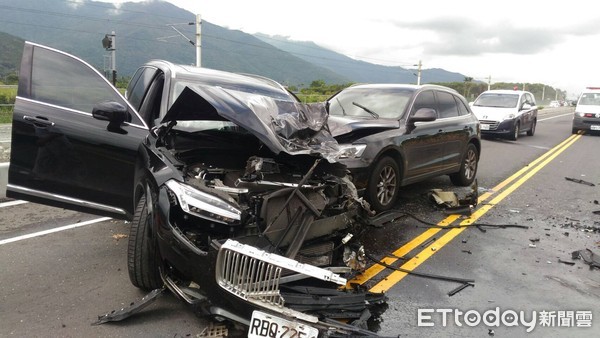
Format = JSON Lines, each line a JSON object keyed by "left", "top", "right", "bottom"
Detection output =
{"left": 0, "top": 2, "right": 422, "bottom": 78}
{"left": 255, "top": 34, "right": 418, "bottom": 68}
{"left": 0, "top": 19, "right": 189, "bottom": 46}
{"left": 62, "top": 0, "right": 191, "bottom": 21}
{"left": 0, "top": 4, "right": 171, "bottom": 31}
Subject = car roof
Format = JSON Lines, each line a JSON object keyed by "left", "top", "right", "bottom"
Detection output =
{"left": 143, "top": 59, "right": 292, "bottom": 99}
{"left": 346, "top": 83, "right": 460, "bottom": 94}
{"left": 480, "top": 89, "right": 529, "bottom": 96}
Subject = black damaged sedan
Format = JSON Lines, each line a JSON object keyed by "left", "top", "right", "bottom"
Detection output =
{"left": 8, "top": 43, "right": 384, "bottom": 336}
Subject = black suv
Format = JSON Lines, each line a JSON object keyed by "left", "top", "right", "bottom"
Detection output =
{"left": 8, "top": 42, "right": 385, "bottom": 336}
{"left": 327, "top": 84, "right": 481, "bottom": 212}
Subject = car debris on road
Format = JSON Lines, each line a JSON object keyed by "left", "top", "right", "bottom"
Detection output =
{"left": 564, "top": 177, "right": 596, "bottom": 186}
{"left": 571, "top": 249, "right": 600, "bottom": 269}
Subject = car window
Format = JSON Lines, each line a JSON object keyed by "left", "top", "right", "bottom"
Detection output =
{"left": 518, "top": 95, "right": 526, "bottom": 108}
{"left": 138, "top": 73, "right": 165, "bottom": 126}
{"left": 578, "top": 92, "right": 600, "bottom": 105}
{"left": 527, "top": 93, "right": 536, "bottom": 105}
{"left": 328, "top": 87, "right": 413, "bottom": 119}
{"left": 436, "top": 91, "right": 459, "bottom": 118}
{"left": 126, "top": 66, "right": 159, "bottom": 111}
{"left": 473, "top": 93, "right": 519, "bottom": 108}
{"left": 410, "top": 90, "right": 436, "bottom": 116}
{"left": 30, "top": 47, "right": 130, "bottom": 116}
{"left": 455, "top": 96, "right": 470, "bottom": 116}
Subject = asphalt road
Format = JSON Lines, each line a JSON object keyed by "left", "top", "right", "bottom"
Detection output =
{"left": 1, "top": 107, "right": 598, "bottom": 337}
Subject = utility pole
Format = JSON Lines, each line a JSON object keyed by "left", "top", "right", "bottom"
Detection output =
{"left": 166, "top": 15, "right": 201, "bottom": 67}
{"left": 101, "top": 31, "right": 116, "bottom": 85}
{"left": 417, "top": 60, "right": 422, "bottom": 85}
{"left": 487, "top": 75, "right": 491, "bottom": 90}
{"left": 195, "top": 14, "right": 202, "bottom": 67}
{"left": 111, "top": 31, "right": 116, "bottom": 85}
{"left": 542, "top": 86, "right": 545, "bottom": 101}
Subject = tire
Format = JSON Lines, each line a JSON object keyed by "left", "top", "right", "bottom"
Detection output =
{"left": 450, "top": 143, "right": 478, "bottom": 186}
{"left": 128, "top": 194, "right": 162, "bottom": 290}
{"left": 508, "top": 121, "right": 520, "bottom": 141}
{"left": 526, "top": 119, "right": 536, "bottom": 136}
{"left": 572, "top": 127, "right": 578, "bottom": 134}
{"left": 366, "top": 156, "right": 400, "bottom": 213}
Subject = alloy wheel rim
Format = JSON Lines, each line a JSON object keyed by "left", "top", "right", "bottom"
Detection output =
{"left": 376, "top": 166, "right": 397, "bottom": 205}
{"left": 464, "top": 149, "right": 477, "bottom": 180}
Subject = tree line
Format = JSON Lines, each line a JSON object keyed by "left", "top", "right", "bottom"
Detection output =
{"left": 290, "top": 79, "right": 567, "bottom": 104}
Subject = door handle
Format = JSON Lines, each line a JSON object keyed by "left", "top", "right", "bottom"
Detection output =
{"left": 23, "top": 115, "right": 55, "bottom": 127}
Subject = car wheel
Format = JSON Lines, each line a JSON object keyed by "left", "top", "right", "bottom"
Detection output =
{"left": 367, "top": 156, "right": 400, "bottom": 212}
{"left": 508, "top": 121, "right": 520, "bottom": 141}
{"left": 450, "top": 143, "right": 478, "bottom": 186}
{"left": 128, "top": 194, "right": 162, "bottom": 290}
{"left": 572, "top": 127, "right": 578, "bottom": 134}
{"left": 526, "top": 119, "right": 536, "bottom": 136}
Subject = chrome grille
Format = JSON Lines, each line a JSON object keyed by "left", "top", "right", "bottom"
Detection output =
{"left": 219, "top": 248, "right": 285, "bottom": 307}
{"left": 215, "top": 240, "right": 346, "bottom": 323}
{"left": 479, "top": 120, "right": 500, "bottom": 130}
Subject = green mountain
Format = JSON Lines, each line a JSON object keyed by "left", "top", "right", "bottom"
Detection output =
{"left": 0, "top": 0, "right": 465, "bottom": 85}
{"left": 0, "top": 32, "right": 24, "bottom": 80}
{"left": 255, "top": 34, "right": 465, "bottom": 84}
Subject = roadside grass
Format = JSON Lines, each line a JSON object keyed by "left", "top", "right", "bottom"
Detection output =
{"left": 0, "top": 86, "right": 16, "bottom": 124}
{"left": 0, "top": 107, "right": 12, "bottom": 124}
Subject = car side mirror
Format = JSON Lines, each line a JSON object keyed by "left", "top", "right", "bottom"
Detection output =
{"left": 92, "top": 101, "right": 128, "bottom": 134}
{"left": 408, "top": 108, "right": 437, "bottom": 124}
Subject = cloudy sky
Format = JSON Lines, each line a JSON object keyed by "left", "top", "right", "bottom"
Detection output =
{"left": 104, "top": 0, "right": 600, "bottom": 98}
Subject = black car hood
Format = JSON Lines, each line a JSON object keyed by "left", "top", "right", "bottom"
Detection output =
{"left": 327, "top": 115, "right": 400, "bottom": 137}
{"left": 161, "top": 85, "right": 342, "bottom": 162}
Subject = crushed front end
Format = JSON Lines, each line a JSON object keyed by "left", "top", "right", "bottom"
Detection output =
{"left": 152, "top": 151, "right": 385, "bottom": 335}
{"left": 144, "top": 84, "right": 386, "bottom": 335}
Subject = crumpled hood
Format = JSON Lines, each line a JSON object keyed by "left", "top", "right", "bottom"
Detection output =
{"left": 471, "top": 106, "right": 515, "bottom": 121}
{"left": 162, "top": 84, "right": 342, "bottom": 162}
{"left": 327, "top": 115, "right": 400, "bottom": 137}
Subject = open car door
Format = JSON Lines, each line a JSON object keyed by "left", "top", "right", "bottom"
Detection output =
{"left": 8, "top": 42, "right": 148, "bottom": 220}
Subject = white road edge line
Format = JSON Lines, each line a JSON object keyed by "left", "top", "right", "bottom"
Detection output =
{"left": 0, "top": 200, "right": 28, "bottom": 208}
{"left": 539, "top": 112, "right": 573, "bottom": 122}
{"left": 0, "top": 217, "right": 112, "bottom": 245}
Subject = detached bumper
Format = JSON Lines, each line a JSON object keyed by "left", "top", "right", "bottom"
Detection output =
{"left": 154, "top": 187, "right": 383, "bottom": 336}
{"left": 338, "top": 157, "right": 370, "bottom": 191}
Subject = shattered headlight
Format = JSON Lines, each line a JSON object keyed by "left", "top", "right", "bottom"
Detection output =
{"left": 165, "top": 180, "right": 242, "bottom": 225}
{"left": 337, "top": 144, "right": 367, "bottom": 159}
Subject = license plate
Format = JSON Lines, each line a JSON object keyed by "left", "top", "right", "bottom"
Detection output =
{"left": 480, "top": 124, "right": 490, "bottom": 130}
{"left": 248, "top": 310, "right": 318, "bottom": 338}
{"left": 591, "top": 125, "right": 600, "bottom": 131}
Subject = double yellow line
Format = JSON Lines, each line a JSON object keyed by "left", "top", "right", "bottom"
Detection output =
{"left": 348, "top": 133, "right": 583, "bottom": 292}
